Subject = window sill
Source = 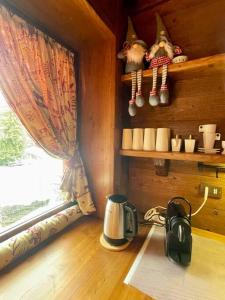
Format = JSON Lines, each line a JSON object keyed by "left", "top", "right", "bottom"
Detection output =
{"left": 0, "top": 201, "right": 75, "bottom": 242}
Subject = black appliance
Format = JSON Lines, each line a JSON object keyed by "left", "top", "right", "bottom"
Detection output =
{"left": 165, "top": 197, "right": 192, "bottom": 266}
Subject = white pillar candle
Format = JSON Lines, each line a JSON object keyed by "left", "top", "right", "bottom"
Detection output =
{"left": 122, "top": 129, "right": 133, "bottom": 150}
{"left": 132, "top": 128, "right": 144, "bottom": 150}
{"left": 143, "top": 128, "right": 156, "bottom": 151}
{"left": 156, "top": 128, "right": 170, "bottom": 151}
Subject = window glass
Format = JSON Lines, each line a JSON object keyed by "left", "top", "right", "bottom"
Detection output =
{"left": 0, "top": 91, "right": 63, "bottom": 233}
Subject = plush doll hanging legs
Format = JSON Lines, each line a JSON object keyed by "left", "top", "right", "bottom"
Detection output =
{"left": 129, "top": 69, "right": 145, "bottom": 116}
{"left": 129, "top": 71, "right": 137, "bottom": 116}
{"left": 149, "top": 67, "right": 160, "bottom": 106}
{"left": 149, "top": 63, "right": 169, "bottom": 106}
{"left": 160, "top": 64, "right": 169, "bottom": 105}
{"left": 149, "top": 58, "right": 170, "bottom": 106}
{"left": 136, "top": 69, "right": 145, "bottom": 107}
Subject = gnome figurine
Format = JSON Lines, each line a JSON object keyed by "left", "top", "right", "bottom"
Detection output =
{"left": 146, "top": 14, "right": 182, "bottom": 106}
{"left": 118, "top": 17, "right": 148, "bottom": 116}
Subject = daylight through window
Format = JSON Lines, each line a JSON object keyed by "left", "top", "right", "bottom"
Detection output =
{"left": 0, "top": 90, "right": 63, "bottom": 233}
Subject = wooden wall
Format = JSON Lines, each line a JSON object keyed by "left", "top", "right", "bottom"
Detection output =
{"left": 121, "top": 0, "right": 225, "bottom": 234}
{"left": 86, "top": 0, "right": 129, "bottom": 200}
{"left": 87, "top": 0, "right": 125, "bottom": 41}
{"left": 128, "top": 0, "right": 225, "bottom": 59}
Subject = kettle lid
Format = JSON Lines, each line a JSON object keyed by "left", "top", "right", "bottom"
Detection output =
{"left": 108, "top": 194, "right": 127, "bottom": 203}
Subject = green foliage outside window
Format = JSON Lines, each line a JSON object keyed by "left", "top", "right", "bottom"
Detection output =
{"left": 0, "top": 111, "right": 27, "bottom": 165}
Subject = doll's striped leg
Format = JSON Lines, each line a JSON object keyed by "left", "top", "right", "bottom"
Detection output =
{"left": 129, "top": 71, "right": 137, "bottom": 116}
{"left": 161, "top": 64, "right": 168, "bottom": 87}
{"left": 131, "top": 71, "right": 136, "bottom": 100}
{"left": 135, "top": 69, "right": 145, "bottom": 107}
{"left": 149, "top": 67, "right": 159, "bottom": 106}
{"left": 159, "top": 64, "right": 169, "bottom": 105}
{"left": 152, "top": 67, "right": 158, "bottom": 93}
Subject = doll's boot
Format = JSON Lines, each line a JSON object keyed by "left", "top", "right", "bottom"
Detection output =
{"left": 159, "top": 84, "right": 169, "bottom": 106}
{"left": 149, "top": 89, "right": 159, "bottom": 107}
{"left": 128, "top": 99, "right": 136, "bottom": 116}
{"left": 135, "top": 92, "right": 145, "bottom": 107}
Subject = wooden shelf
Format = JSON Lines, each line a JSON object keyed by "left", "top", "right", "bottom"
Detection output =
{"left": 120, "top": 149, "right": 225, "bottom": 163}
{"left": 121, "top": 53, "right": 225, "bottom": 83}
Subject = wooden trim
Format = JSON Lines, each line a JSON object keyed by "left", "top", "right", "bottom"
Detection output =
{"left": 0, "top": 0, "right": 77, "bottom": 54}
{"left": 120, "top": 149, "right": 225, "bottom": 163}
{"left": 0, "top": 202, "right": 74, "bottom": 242}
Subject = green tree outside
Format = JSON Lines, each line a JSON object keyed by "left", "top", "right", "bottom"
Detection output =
{"left": 0, "top": 111, "right": 27, "bottom": 165}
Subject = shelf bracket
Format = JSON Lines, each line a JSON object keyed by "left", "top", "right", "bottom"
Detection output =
{"left": 153, "top": 159, "right": 170, "bottom": 176}
{"left": 198, "top": 162, "right": 225, "bottom": 178}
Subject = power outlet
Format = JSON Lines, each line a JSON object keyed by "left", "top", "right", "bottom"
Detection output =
{"left": 199, "top": 183, "right": 222, "bottom": 199}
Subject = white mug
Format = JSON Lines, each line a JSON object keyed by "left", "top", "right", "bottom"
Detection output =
{"left": 132, "top": 128, "right": 144, "bottom": 150}
{"left": 203, "top": 132, "right": 221, "bottom": 149}
{"left": 122, "top": 129, "right": 133, "bottom": 150}
{"left": 143, "top": 128, "right": 156, "bottom": 151}
{"left": 199, "top": 124, "right": 216, "bottom": 133}
{"left": 156, "top": 128, "right": 170, "bottom": 151}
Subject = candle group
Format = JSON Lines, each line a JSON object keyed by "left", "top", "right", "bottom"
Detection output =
{"left": 122, "top": 128, "right": 171, "bottom": 151}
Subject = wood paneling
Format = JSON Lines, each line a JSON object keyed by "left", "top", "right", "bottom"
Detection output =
{"left": 128, "top": 159, "right": 225, "bottom": 235}
{"left": 87, "top": 0, "right": 119, "bottom": 31}
{"left": 125, "top": 73, "right": 225, "bottom": 234}
{"left": 87, "top": 0, "right": 127, "bottom": 50}
{"left": 121, "top": 0, "right": 225, "bottom": 235}
{"left": 3, "top": 0, "right": 117, "bottom": 218}
{"left": 131, "top": 76, "right": 225, "bottom": 141}
{"left": 79, "top": 42, "right": 116, "bottom": 217}
{"left": 128, "top": 0, "right": 225, "bottom": 59}
{"left": 0, "top": 217, "right": 151, "bottom": 299}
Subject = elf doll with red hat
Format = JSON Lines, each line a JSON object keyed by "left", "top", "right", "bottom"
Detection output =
{"left": 118, "top": 17, "right": 148, "bottom": 116}
{"left": 146, "top": 14, "right": 182, "bottom": 107}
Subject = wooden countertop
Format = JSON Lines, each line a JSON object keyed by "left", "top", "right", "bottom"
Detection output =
{"left": 0, "top": 217, "right": 151, "bottom": 300}
{"left": 0, "top": 217, "right": 224, "bottom": 300}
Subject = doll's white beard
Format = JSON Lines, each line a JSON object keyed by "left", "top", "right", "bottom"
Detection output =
{"left": 150, "top": 42, "right": 174, "bottom": 59}
{"left": 126, "top": 45, "right": 146, "bottom": 64}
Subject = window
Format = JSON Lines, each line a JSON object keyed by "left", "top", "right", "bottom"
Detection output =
{"left": 0, "top": 91, "right": 64, "bottom": 234}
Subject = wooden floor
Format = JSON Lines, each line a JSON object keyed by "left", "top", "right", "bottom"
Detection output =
{"left": 0, "top": 217, "right": 151, "bottom": 300}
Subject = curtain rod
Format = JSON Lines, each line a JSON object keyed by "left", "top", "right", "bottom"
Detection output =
{"left": 0, "top": 0, "right": 77, "bottom": 55}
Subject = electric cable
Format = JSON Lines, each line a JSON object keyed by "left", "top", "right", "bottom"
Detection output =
{"left": 191, "top": 186, "right": 209, "bottom": 216}
{"left": 142, "top": 186, "right": 209, "bottom": 225}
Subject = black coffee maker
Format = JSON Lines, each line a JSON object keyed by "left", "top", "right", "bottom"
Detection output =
{"left": 165, "top": 197, "right": 192, "bottom": 266}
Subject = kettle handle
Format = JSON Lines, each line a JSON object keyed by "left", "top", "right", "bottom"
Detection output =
{"left": 124, "top": 202, "right": 138, "bottom": 238}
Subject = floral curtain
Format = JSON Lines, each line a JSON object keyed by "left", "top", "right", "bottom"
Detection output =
{"left": 0, "top": 5, "right": 95, "bottom": 214}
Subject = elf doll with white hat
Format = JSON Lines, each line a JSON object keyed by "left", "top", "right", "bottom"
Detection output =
{"left": 146, "top": 14, "right": 182, "bottom": 107}
{"left": 118, "top": 17, "right": 148, "bottom": 116}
